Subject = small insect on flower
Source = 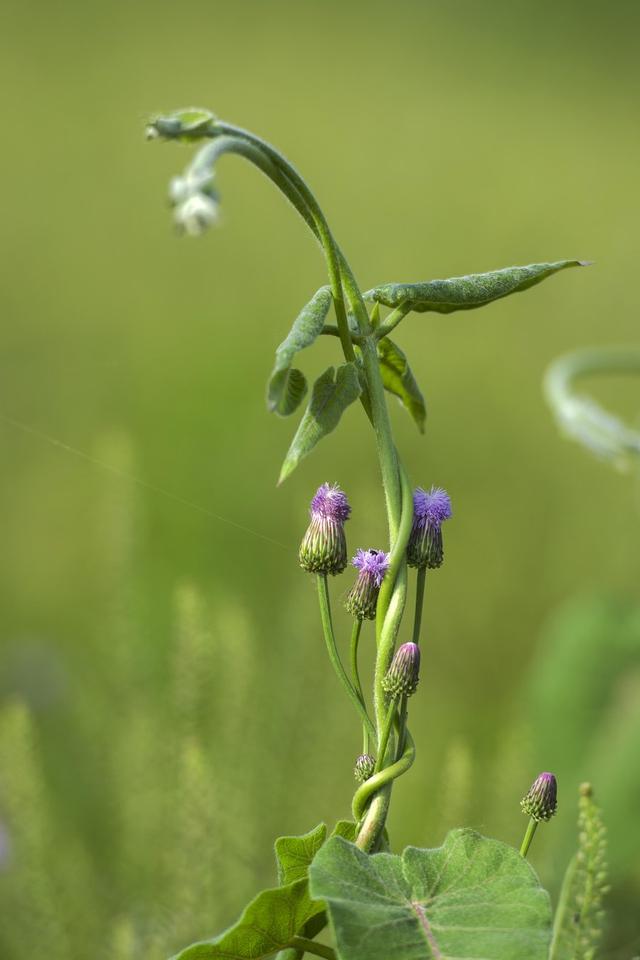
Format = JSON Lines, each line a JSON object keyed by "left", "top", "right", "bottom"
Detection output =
{"left": 521, "top": 772, "right": 558, "bottom": 822}
{"left": 382, "top": 642, "right": 421, "bottom": 698}
{"left": 345, "top": 548, "right": 390, "bottom": 620}
{"left": 407, "top": 486, "right": 453, "bottom": 569}
{"left": 299, "top": 483, "right": 351, "bottom": 575}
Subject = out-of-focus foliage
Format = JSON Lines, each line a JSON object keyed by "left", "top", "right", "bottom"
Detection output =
{"left": 1, "top": 0, "right": 639, "bottom": 956}
{"left": 550, "top": 784, "right": 608, "bottom": 960}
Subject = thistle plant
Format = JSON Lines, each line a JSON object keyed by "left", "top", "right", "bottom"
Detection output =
{"left": 145, "top": 107, "right": 602, "bottom": 960}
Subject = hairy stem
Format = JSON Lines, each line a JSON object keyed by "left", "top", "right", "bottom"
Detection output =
{"left": 349, "top": 619, "right": 369, "bottom": 754}
{"left": 412, "top": 567, "right": 427, "bottom": 646}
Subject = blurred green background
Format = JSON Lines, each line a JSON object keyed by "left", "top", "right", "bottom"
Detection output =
{"left": 0, "top": 0, "right": 639, "bottom": 956}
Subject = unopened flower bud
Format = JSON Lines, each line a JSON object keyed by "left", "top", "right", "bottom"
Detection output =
{"left": 299, "top": 483, "right": 351, "bottom": 575}
{"left": 354, "top": 754, "right": 376, "bottom": 782}
{"left": 382, "top": 642, "right": 421, "bottom": 698}
{"left": 146, "top": 108, "right": 216, "bottom": 141}
{"left": 407, "top": 486, "right": 452, "bottom": 570}
{"left": 345, "top": 549, "right": 390, "bottom": 620}
{"left": 521, "top": 772, "right": 558, "bottom": 822}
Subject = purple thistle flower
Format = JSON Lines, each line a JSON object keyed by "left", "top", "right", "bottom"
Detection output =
{"left": 407, "top": 485, "right": 452, "bottom": 570}
{"left": 345, "top": 548, "right": 390, "bottom": 620}
{"left": 299, "top": 483, "right": 350, "bottom": 575}
{"left": 310, "top": 482, "right": 351, "bottom": 523}
{"left": 521, "top": 772, "right": 558, "bottom": 822}
{"left": 382, "top": 641, "right": 421, "bottom": 698}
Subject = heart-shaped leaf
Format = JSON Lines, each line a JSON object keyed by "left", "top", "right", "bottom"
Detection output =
{"left": 275, "top": 823, "right": 327, "bottom": 886}
{"left": 309, "top": 829, "right": 552, "bottom": 960}
{"left": 268, "top": 287, "right": 333, "bottom": 416}
{"left": 378, "top": 337, "right": 426, "bottom": 433}
{"left": 278, "top": 363, "right": 362, "bottom": 483}
{"left": 172, "top": 875, "right": 322, "bottom": 960}
{"left": 364, "top": 260, "right": 588, "bottom": 314}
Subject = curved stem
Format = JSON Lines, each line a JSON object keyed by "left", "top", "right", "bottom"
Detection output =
{"left": 374, "top": 697, "right": 398, "bottom": 773}
{"left": 213, "top": 122, "right": 357, "bottom": 366}
{"left": 316, "top": 575, "right": 375, "bottom": 742}
{"left": 374, "top": 302, "right": 412, "bottom": 340}
{"left": 412, "top": 567, "right": 427, "bottom": 646}
{"left": 191, "top": 137, "right": 321, "bottom": 242}
{"left": 353, "top": 730, "right": 416, "bottom": 826}
{"left": 349, "top": 619, "right": 369, "bottom": 754}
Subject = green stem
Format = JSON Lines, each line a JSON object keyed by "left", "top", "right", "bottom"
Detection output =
{"left": 316, "top": 575, "right": 375, "bottom": 742}
{"left": 548, "top": 854, "right": 578, "bottom": 960}
{"left": 349, "top": 619, "right": 369, "bottom": 754}
{"left": 321, "top": 323, "right": 363, "bottom": 344}
{"left": 289, "top": 937, "right": 336, "bottom": 960}
{"left": 374, "top": 696, "right": 398, "bottom": 773}
{"left": 373, "top": 302, "right": 412, "bottom": 340}
{"left": 185, "top": 119, "right": 412, "bottom": 851}
{"left": 520, "top": 817, "right": 538, "bottom": 858}
{"left": 352, "top": 729, "right": 416, "bottom": 825}
{"left": 213, "top": 122, "right": 357, "bottom": 367}
{"left": 412, "top": 567, "right": 427, "bottom": 646}
{"left": 395, "top": 693, "right": 408, "bottom": 761}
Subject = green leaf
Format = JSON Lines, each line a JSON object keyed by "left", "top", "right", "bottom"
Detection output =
{"left": 331, "top": 820, "right": 358, "bottom": 842}
{"left": 275, "top": 823, "right": 327, "bottom": 886}
{"left": 364, "top": 260, "right": 588, "bottom": 314}
{"left": 172, "top": 875, "right": 322, "bottom": 960}
{"left": 268, "top": 287, "right": 333, "bottom": 416}
{"left": 309, "top": 829, "right": 552, "bottom": 960}
{"left": 377, "top": 337, "right": 426, "bottom": 433}
{"left": 278, "top": 363, "right": 362, "bottom": 484}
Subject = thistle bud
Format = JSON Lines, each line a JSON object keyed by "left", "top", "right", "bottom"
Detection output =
{"left": 299, "top": 483, "right": 351, "bottom": 575}
{"left": 354, "top": 754, "right": 376, "bottom": 782}
{"left": 521, "top": 772, "right": 558, "bottom": 822}
{"left": 407, "top": 486, "right": 452, "bottom": 570}
{"left": 382, "top": 642, "right": 421, "bottom": 698}
{"left": 345, "top": 549, "right": 390, "bottom": 620}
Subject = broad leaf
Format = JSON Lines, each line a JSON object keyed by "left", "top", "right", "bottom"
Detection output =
{"left": 309, "top": 829, "right": 552, "bottom": 960}
{"left": 275, "top": 823, "right": 327, "bottom": 886}
{"left": 268, "top": 287, "right": 333, "bottom": 416}
{"left": 278, "top": 363, "right": 362, "bottom": 483}
{"left": 364, "top": 260, "right": 588, "bottom": 314}
{"left": 173, "top": 875, "right": 322, "bottom": 960}
{"left": 378, "top": 337, "right": 426, "bottom": 432}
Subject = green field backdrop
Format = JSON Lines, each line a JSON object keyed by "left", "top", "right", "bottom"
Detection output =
{"left": 0, "top": 1, "right": 639, "bottom": 956}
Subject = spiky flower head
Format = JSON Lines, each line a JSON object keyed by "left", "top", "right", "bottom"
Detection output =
{"left": 354, "top": 754, "right": 376, "bottom": 783}
{"left": 521, "top": 772, "right": 558, "bottom": 822}
{"left": 344, "top": 548, "right": 390, "bottom": 620}
{"left": 407, "top": 486, "right": 452, "bottom": 570}
{"left": 382, "top": 642, "right": 421, "bottom": 698}
{"left": 299, "top": 483, "right": 351, "bottom": 575}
